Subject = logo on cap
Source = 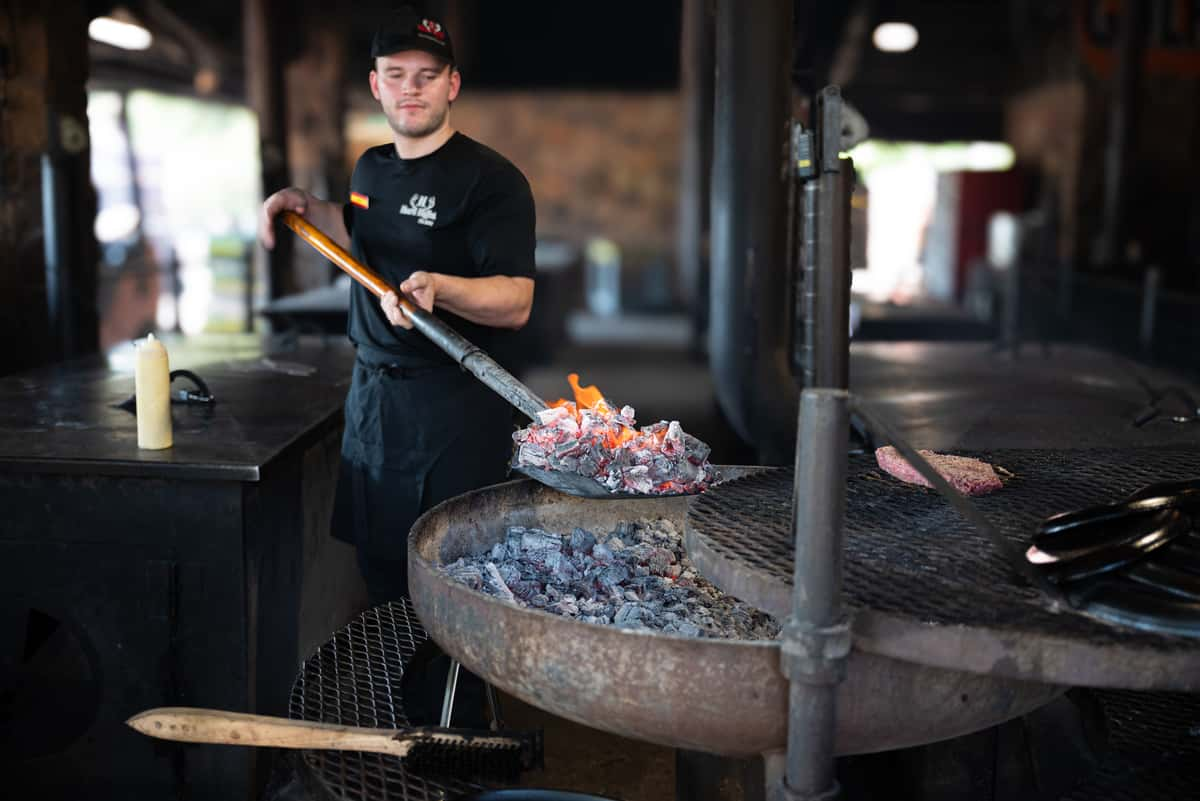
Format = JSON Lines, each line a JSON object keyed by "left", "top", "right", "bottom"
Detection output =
{"left": 417, "top": 19, "right": 445, "bottom": 41}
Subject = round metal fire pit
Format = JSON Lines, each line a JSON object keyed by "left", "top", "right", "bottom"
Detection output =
{"left": 409, "top": 472, "right": 1062, "bottom": 758}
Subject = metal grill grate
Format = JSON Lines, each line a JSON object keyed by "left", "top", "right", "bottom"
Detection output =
{"left": 688, "top": 449, "right": 1200, "bottom": 649}
{"left": 288, "top": 601, "right": 487, "bottom": 801}
{"left": 1062, "top": 690, "right": 1200, "bottom": 801}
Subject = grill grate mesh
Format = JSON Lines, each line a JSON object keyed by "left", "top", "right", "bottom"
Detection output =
{"left": 688, "top": 449, "right": 1200, "bottom": 648}
{"left": 288, "top": 601, "right": 486, "bottom": 801}
{"left": 1063, "top": 690, "right": 1200, "bottom": 801}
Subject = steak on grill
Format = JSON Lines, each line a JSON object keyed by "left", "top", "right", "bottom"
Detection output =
{"left": 875, "top": 446, "right": 1003, "bottom": 496}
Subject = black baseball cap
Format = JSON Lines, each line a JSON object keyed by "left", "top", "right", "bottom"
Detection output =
{"left": 370, "top": 7, "right": 455, "bottom": 66}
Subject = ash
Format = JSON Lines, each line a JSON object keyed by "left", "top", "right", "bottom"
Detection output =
{"left": 441, "top": 518, "right": 780, "bottom": 640}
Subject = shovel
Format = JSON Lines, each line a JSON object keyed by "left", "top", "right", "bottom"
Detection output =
{"left": 279, "top": 211, "right": 696, "bottom": 500}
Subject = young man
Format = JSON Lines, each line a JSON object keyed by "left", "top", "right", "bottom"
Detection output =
{"left": 259, "top": 8, "right": 536, "bottom": 605}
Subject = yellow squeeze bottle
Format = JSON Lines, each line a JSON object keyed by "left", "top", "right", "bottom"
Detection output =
{"left": 135, "top": 334, "right": 173, "bottom": 450}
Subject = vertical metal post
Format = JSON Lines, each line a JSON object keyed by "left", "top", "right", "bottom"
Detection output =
{"left": 813, "top": 89, "right": 850, "bottom": 390}
{"left": 772, "top": 388, "right": 851, "bottom": 801}
{"left": 1096, "top": 0, "right": 1145, "bottom": 267}
{"left": 679, "top": 0, "right": 715, "bottom": 340}
{"left": 1139, "top": 265, "right": 1160, "bottom": 358}
{"left": 1003, "top": 257, "right": 1022, "bottom": 358}
{"left": 709, "top": 0, "right": 798, "bottom": 462}
{"left": 800, "top": 181, "right": 819, "bottom": 387}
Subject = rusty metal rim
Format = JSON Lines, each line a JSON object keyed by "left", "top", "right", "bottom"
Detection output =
{"left": 684, "top": 522, "right": 1200, "bottom": 691}
{"left": 407, "top": 474, "right": 1069, "bottom": 757}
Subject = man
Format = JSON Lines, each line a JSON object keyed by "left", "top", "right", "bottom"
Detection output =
{"left": 259, "top": 7, "right": 535, "bottom": 606}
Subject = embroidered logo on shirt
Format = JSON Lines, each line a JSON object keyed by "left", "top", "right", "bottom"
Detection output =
{"left": 399, "top": 194, "right": 437, "bottom": 227}
{"left": 350, "top": 191, "right": 369, "bottom": 209}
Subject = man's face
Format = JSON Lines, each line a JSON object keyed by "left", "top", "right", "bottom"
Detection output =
{"left": 369, "top": 51, "right": 460, "bottom": 139}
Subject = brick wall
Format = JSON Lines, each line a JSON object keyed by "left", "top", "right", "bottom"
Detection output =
{"left": 346, "top": 91, "right": 683, "bottom": 261}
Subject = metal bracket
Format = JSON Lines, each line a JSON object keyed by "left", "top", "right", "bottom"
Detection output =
{"left": 780, "top": 616, "right": 852, "bottom": 685}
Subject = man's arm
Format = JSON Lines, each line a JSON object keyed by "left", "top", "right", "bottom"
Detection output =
{"left": 380, "top": 272, "right": 533, "bottom": 331}
{"left": 258, "top": 187, "right": 349, "bottom": 250}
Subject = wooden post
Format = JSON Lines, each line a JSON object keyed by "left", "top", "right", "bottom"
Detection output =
{"left": 244, "top": 0, "right": 295, "bottom": 300}
{"left": 285, "top": 2, "right": 348, "bottom": 290}
{"left": 0, "top": 1, "right": 96, "bottom": 372}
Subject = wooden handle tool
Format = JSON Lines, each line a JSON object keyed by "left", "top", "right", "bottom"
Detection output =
{"left": 128, "top": 706, "right": 525, "bottom": 759}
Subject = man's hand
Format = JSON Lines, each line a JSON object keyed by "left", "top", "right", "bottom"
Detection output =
{"left": 258, "top": 187, "right": 309, "bottom": 250}
{"left": 381, "top": 272, "right": 438, "bottom": 329}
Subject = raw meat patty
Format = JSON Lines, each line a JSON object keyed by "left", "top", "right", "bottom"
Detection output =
{"left": 875, "top": 446, "right": 1003, "bottom": 496}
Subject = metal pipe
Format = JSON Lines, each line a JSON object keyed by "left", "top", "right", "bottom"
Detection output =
{"left": 1096, "top": 0, "right": 1145, "bottom": 267}
{"left": 1139, "top": 265, "right": 1160, "bottom": 358}
{"left": 710, "top": 0, "right": 797, "bottom": 463}
{"left": 801, "top": 181, "right": 819, "bottom": 387}
{"left": 1003, "top": 255, "right": 1021, "bottom": 357}
{"left": 775, "top": 388, "right": 851, "bottom": 801}
{"left": 813, "top": 90, "right": 851, "bottom": 390}
{"left": 678, "top": 0, "right": 715, "bottom": 333}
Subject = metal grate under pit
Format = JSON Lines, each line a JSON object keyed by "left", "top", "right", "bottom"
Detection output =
{"left": 687, "top": 449, "right": 1200, "bottom": 652}
{"left": 1062, "top": 690, "right": 1200, "bottom": 801}
{"left": 288, "top": 601, "right": 486, "bottom": 801}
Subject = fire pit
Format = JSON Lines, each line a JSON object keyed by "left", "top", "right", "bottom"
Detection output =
{"left": 409, "top": 470, "right": 1063, "bottom": 757}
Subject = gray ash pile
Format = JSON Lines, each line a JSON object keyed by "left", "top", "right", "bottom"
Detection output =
{"left": 442, "top": 517, "right": 779, "bottom": 640}
{"left": 512, "top": 373, "right": 722, "bottom": 496}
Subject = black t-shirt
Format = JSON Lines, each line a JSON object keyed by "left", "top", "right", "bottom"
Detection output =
{"left": 342, "top": 132, "right": 536, "bottom": 367}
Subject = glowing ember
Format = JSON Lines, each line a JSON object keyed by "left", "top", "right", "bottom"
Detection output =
{"left": 513, "top": 373, "right": 721, "bottom": 495}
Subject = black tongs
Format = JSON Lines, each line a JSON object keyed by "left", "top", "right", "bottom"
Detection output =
{"left": 1029, "top": 479, "right": 1200, "bottom": 583}
{"left": 115, "top": 369, "right": 216, "bottom": 412}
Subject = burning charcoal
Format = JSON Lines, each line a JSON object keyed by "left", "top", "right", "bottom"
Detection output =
{"left": 683, "top": 433, "right": 711, "bottom": 464}
{"left": 554, "top": 440, "right": 584, "bottom": 459}
{"left": 662, "top": 421, "right": 685, "bottom": 456}
{"left": 592, "top": 542, "right": 614, "bottom": 563}
{"left": 614, "top": 603, "right": 644, "bottom": 626}
{"left": 536, "top": 406, "right": 572, "bottom": 426}
{"left": 447, "top": 562, "right": 484, "bottom": 591}
{"left": 484, "top": 562, "right": 518, "bottom": 604}
{"left": 440, "top": 516, "right": 780, "bottom": 640}
{"left": 495, "top": 562, "right": 521, "bottom": 586}
{"left": 521, "top": 529, "right": 562, "bottom": 552}
{"left": 552, "top": 597, "right": 580, "bottom": 616}
{"left": 569, "top": 527, "right": 597, "bottom": 554}
{"left": 647, "top": 548, "right": 675, "bottom": 576}
{"left": 517, "top": 442, "right": 550, "bottom": 468}
{"left": 598, "top": 564, "right": 630, "bottom": 588}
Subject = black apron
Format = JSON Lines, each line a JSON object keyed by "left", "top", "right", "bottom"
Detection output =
{"left": 331, "top": 346, "right": 514, "bottom": 564}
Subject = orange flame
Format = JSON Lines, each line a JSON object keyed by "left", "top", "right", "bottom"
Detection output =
{"left": 548, "top": 373, "right": 638, "bottom": 448}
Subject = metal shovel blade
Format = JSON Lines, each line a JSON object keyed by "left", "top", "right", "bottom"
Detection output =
{"left": 512, "top": 464, "right": 707, "bottom": 500}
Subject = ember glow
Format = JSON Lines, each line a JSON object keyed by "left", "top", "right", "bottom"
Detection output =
{"left": 513, "top": 373, "right": 721, "bottom": 495}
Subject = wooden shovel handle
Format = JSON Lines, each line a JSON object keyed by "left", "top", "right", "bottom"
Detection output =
{"left": 127, "top": 706, "right": 412, "bottom": 757}
{"left": 279, "top": 210, "right": 415, "bottom": 311}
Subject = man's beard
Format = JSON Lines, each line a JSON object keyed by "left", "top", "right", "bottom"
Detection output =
{"left": 386, "top": 102, "right": 448, "bottom": 139}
